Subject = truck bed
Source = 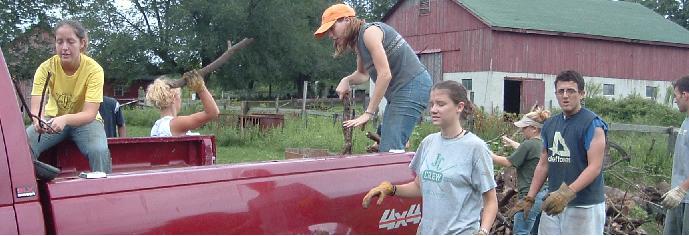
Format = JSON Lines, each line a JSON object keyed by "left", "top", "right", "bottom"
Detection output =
{"left": 38, "top": 136, "right": 216, "bottom": 178}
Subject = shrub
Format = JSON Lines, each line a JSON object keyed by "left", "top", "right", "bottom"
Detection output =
{"left": 585, "top": 94, "right": 683, "bottom": 126}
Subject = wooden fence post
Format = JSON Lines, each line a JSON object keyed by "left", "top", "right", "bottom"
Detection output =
{"left": 302, "top": 81, "right": 308, "bottom": 127}
{"left": 668, "top": 127, "right": 679, "bottom": 154}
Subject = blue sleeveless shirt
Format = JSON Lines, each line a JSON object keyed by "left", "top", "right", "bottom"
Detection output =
{"left": 541, "top": 108, "right": 606, "bottom": 206}
{"left": 356, "top": 22, "right": 425, "bottom": 99}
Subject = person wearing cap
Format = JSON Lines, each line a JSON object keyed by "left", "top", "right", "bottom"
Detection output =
{"left": 314, "top": 3, "right": 432, "bottom": 152}
{"left": 521, "top": 70, "right": 608, "bottom": 235}
{"left": 491, "top": 108, "right": 551, "bottom": 235}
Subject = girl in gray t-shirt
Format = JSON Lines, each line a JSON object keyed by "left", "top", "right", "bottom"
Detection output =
{"left": 362, "top": 80, "right": 497, "bottom": 235}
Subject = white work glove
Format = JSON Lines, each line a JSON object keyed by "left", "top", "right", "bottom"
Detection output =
{"left": 661, "top": 186, "right": 687, "bottom": 209}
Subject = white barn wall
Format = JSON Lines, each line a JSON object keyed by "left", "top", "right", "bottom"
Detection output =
{"left": 443, "top": 71, "right": 674, "bottom": 112}
{"left": 370, "top": 71, "right": 673, "bottom": 116}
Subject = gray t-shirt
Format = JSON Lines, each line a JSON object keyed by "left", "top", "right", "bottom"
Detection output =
{"left": 410, "top": 132, "right": 497, "bottom": 235}
{"left": 672, "top": 117, "right": 689, "bottom": 203}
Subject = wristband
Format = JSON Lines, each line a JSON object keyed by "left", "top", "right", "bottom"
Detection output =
{"left": 365, "top": 111, "right": 376, "bottom": 116}
{"left": 391, "top": 184, "right": 397, "bottom": 196}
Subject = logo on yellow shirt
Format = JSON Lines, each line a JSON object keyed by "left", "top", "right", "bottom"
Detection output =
{"left": 55, "top": 92, "right": 74, "bottom": 111}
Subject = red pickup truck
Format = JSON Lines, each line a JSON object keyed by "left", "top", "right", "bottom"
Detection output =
{"left": 0, "top": 49, "right": 422, "bottom": 234}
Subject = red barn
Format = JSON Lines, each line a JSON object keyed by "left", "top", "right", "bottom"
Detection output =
{"left": 381, "top": 0, "right": 689, "bottom": 113}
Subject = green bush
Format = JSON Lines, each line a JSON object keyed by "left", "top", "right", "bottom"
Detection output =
{"left": 585, "top": 94, "right": 683, "bottom": 126}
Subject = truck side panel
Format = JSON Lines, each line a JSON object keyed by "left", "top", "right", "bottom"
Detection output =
{"left": 0, "top": 207, "right": 18, "bottom": 234}
{"left": 44, "top": 153, "right": 421, "bottom": 234}
{"left": 0, "top": 119, "right": 18, "bottom": 234}
{"left": 0, "top": 48, "right": 45, "bottom": 234}
{"left": 14, "top": 203, "right": 44, "bottom": 234}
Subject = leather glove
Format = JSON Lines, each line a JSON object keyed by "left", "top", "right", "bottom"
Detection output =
{"left": 508, "top": 196, "right": 535, "bottom": 219}
{"left": 183, "top": 70, "right": 205, "bottom": 92}
{"left": 661, "top": 186, "right": 687, "bottom": 209}
{"left": 362, "top": 181, "right": 395, "bottom": 208}
{"left": 541, "top": 183, "right": 576, "bottom": 215}
{"left": 473, "top": 228, "right": 489, "bottom": 235}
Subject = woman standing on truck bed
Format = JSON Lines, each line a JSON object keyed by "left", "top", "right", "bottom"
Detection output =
{"left": 362, "top": 81, "right": 498, "bottom": 235}
{"left": 314, "top": 3, "right": 432, "bottom": 152}
{"left": 145, "top": 72, "right": 219, "bottom": 137}
{"left": 27, "top": 20, "right": 111, "bottom": 178}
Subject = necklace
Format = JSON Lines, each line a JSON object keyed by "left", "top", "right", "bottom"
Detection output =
{"left": 442, "top": 128, "right": 466, "bottom": 139}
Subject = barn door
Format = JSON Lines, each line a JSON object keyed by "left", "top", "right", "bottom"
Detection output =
{"left": 521, "top": 79, "right": 545, "bottom": 113}
{"left": 418, "top": 52, "right": 443, "bottom": 85}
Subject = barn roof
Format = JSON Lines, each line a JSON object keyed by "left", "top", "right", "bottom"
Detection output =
{"left": 384, "top": 0, "right": 689, "bottom": 46}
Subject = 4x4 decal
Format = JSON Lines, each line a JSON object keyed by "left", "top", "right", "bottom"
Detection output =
{"left": 378, "top": 204, "right": 421, "bottom": 230}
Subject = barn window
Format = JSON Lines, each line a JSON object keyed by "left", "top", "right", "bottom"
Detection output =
{"left": 646, "top": 86, "right": 658, "bottom": 99}
{"left": 603, "top": 84, "right": 615, "bottom": 96}
{"left": 462, "top": 79, "right": 473, "bottom": 90}
{"left": 419, "top": 0, "right": 430, "bottom": 15}
{"left": 114, "top": 84, "right": 127, "bottom": 97}
{"left": 462, "top": 79, "right": 474, "bottom": 101}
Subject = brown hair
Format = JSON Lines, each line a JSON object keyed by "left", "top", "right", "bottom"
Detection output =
{"left": 555, "top": 70, "right": 585, "bottom": 91}
{"left": 432, "top": 80, "right": 474, "bottom": 120}
{"left": 55, "top": 19, "right": 89, "bottom": 53}
{"left": 145, "top": 77, "right": 180, "bottom": 109}
{"left": 673, "top": 75, "right": 689, "bottom": 93}
{"left": 333, "top": 17, "right": 365, "bottom": 57}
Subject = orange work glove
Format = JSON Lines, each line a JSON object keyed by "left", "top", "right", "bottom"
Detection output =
{"left": 541, "top": 183, "right": 576, "bottom": 215}
{"left": 508, "top": 196, "right": 535, "bottom": 218}
{"left": 362, "top": 181, "right": 395, "bottom": 208}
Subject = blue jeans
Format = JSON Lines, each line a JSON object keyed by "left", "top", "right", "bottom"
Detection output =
{"left": 664, "top": 203, "right": 689, "bottom": 235}
{"left": 26, "top": 120, "right": 112, "bottom": 173}
{"left": 513, "top": 187, "right": 548, "bottom": 235}
{"left": 379, "top": 70, "right": 432, "bottom": 152}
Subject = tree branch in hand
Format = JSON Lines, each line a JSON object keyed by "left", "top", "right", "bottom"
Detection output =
{"left": 167, "top": 37, "right": 255, "bottom": 88}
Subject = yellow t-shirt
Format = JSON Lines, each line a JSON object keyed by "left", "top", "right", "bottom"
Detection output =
{"left": 31, "top": 54, "right": 104, "bottom": 119}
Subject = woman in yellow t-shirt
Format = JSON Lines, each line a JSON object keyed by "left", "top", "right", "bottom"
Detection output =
{"left": 26, "top": 20, "right": 111, "bottom": 180}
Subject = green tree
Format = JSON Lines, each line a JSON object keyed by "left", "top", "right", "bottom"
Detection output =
{"left": 345, "top": 0, "right": 397, "bottom": 21}
{"left": 626, "top": 0, "right": 689, "bottom": 29}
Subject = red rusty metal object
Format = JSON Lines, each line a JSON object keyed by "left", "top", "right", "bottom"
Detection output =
{"left": 238, "top": 113, "right": 285, "bottom": 131}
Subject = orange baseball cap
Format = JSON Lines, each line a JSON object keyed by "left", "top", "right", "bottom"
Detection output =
{"left": 314, "top": 4, "right": 356, "bottom": 38}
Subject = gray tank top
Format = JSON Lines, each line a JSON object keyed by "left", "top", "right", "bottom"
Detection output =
{"left": 357, "top": 22, "right": 425, "bottom": 99}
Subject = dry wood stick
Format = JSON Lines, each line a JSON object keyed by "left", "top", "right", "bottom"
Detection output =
{"left": 167, "top": 38, "right": 255, "bottom": 88}
{"left": 341, "top": 93, "right": 353, "bottom": 155}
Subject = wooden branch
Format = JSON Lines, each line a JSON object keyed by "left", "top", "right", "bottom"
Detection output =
{"left": 366, "top": 131, "right": 380, "bottom": 143}
{"left": 498, "top": 188, "right": 518, "bottom": 208}
{"left": 198, "top": 38, "right": 255, "bottom": 77}
{"left": 167, "top": 37, "right": 254, "bottom": 88}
